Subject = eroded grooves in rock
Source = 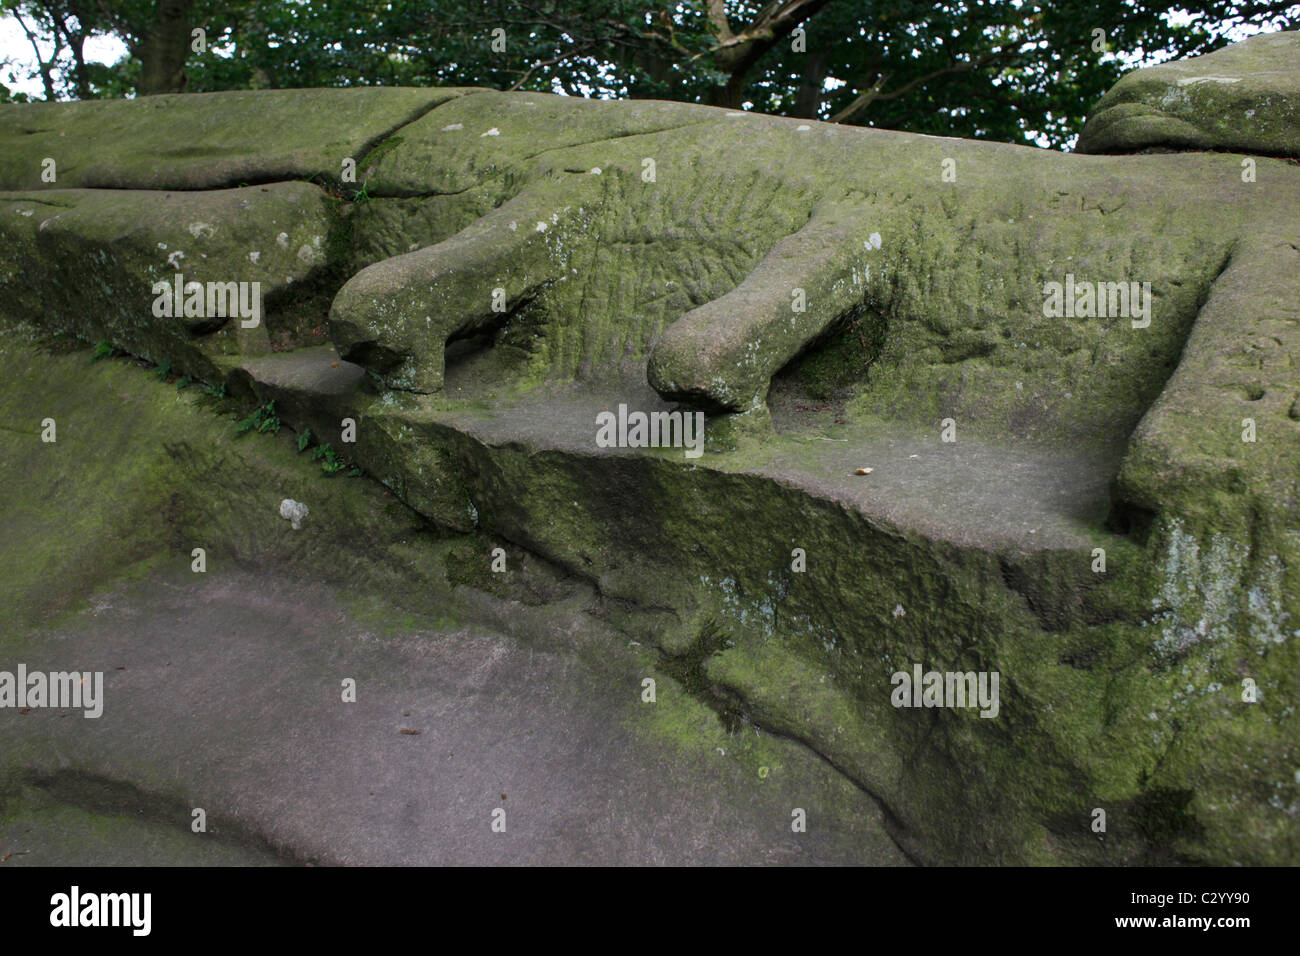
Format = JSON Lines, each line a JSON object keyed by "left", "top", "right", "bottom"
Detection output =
{"left": 1, "top": 33, "right": 1297, "bottom": 867}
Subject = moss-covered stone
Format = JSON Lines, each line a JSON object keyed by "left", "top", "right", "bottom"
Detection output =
{"left": 1, "top": 31, "right": 1297, "bottom": 864}
{"left": 0, "top": 87, "right": 476, "bottom": 191}
{"left": 0, "top": 183, "right": 334, "bottom": 379}
{"left": 1078, "top": 31, "right": 1300, "bottom": 157}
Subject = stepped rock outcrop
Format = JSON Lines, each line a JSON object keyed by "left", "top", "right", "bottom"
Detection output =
{"left": 2, "top": 33, "right": 1298, "bottom": 865}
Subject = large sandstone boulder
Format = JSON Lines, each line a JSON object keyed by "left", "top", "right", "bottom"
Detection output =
{"left": 0, "top": 183, "right": 334, "bottom": 378}
{"left": 1, "top": 31, "right": 1298, "bottom": 866}
{"left": 0, "top": 87, "right": 474, "bottom": 190}
{"left": 1078, "top": 30, "right": 1300, "bottom": 156}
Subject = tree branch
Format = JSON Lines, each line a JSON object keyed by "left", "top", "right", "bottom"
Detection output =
{"left": 706, "top": 0, "right": 734, "bottom": 42}
{"left": 830, "top": 48, "right": 1024, "bottom": 125}
{"left": 13, "top": 8, "right": 62, "bottom": 100}
{"left": 506, "top": 42, "right": 597, "bottom": 92}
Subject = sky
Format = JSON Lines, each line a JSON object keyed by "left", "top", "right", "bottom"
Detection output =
{"left": 1, "top": 15, "right": 126, "bottom": 95}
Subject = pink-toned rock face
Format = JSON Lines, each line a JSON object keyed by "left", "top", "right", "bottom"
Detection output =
{"left": 1, "top": 32, "right": 1297, "bottom": 867}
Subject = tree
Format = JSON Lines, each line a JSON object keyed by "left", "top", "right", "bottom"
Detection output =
{"left": 4, "top": 0, "right": 1297, "bottom": 148}
{"left": 134, "top": 0, "right": 194, "bottom": 94}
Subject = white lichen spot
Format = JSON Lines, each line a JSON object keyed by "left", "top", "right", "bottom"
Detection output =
{"left": 892, "top": 604, "right": 905, "bottom": 618}
{"left": 442, "top": 123, "right": 464, "bottom": 131}
{"left": 1149, "top": 516, "right": 1273, "bottom": 658}
{"left": 1247, "top": 554, "right": 1290, "bottom": 644}
{"left": 589, "top": 167, "right": 602, "bottom": 175}
{"left": 248, "top": 251, "right": 260, "bottom": 264}
{"left": 796, "top": 124, "right": 811, "bottom": 131}
{"left": 1177, "top": 75, "right": 1241, "bottom": 86}
{"left": 508, "top": 221, "right": 517, "bottom": 231}
{"left": 535, "top": 221, "right": 548, "bottom": 233}
{"left": 17, "top": 208, "right": 33, "bottom": 217}
{"left": 167, "top": 250, "right": 186, "bottom": 269}
{"left": 481, "top": 127, "right": 500, "bottom": 137}
{"left": 187, "top": 221, "right": 214, "bottom": 239}
{"left": 279, "top": 498, "right": 309, "bottom": 530}
{"left": 276, "top": 232, "right": 290, "bottom": 248}
{"left": 298, "top": 236, "right": 325, "bottom": 264}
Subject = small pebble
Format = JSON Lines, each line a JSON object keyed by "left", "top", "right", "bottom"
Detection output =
{"left": 279, "top": 498, "right": 309, "bottom": 530}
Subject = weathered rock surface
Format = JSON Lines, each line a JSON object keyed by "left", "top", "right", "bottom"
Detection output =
{"left": 1, "top": 32, "right": 1298, "bottom": 866}
{"left": 0, "top": 183, "right": 334, "bottom": 378}
{"left": 1078, "top": 31, "right": 1300, "bottom": 157}
{"left": 0, "top": 87, "right": 475, "bottom": 190}
{"left": 0, "top": 335, "right": 902, "bottom": 866}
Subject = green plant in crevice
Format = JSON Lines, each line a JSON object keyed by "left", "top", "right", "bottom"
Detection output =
{"left": 90, "top": 341, "right": 114, "bottom": 362}
{"left": 296, "top": 427, "right": 313, "bottom": 453}
{"left": 310, "top": 441, "right": 358, "bottom": 476}
{"left": 235, "top": 400, "right": 280, "bottom": 436}
{"left": 313, "top": 442, "right": 341, "bottom": 474}
{"left": 152, "top": 359, "right": 172, "bottom": 381}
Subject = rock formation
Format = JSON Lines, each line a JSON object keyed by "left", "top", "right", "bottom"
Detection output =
{"left": 1, "top": 32, "right": 1297, "bottom": 865}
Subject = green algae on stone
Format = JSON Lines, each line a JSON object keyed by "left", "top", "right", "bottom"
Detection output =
{"left": 1, "top": 31, "right": 1298, "bottom": 864}
{"left": 1078, "top": 31, "right": 1300, "bottom": 158}
{"left": 0, "top": 183, "right": 335, "bottom": 379}
{"left": 0, "top": 87, "right": 477, "bottom": 192}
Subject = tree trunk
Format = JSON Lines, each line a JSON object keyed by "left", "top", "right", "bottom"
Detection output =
{"left": 706, "top": 72, "right": 747, "bottom": 109}
{"left": 703, "top": 0, "right": 838, "bottom": 110}
{"left": 792, "top": 47, "right": 830, "bottom": 118}
{"left": 63, "top": 30, "right": 92, "bottom": 99}
{"left": 137, "top": 0, "right": 194, "bottom": 95}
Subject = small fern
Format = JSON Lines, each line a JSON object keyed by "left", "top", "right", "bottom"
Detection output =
{"left": 313, "top": 443, "right": 346, "bottom": 475}
{"left": 235, "top": 400, "right": 279, "bottom": 436}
